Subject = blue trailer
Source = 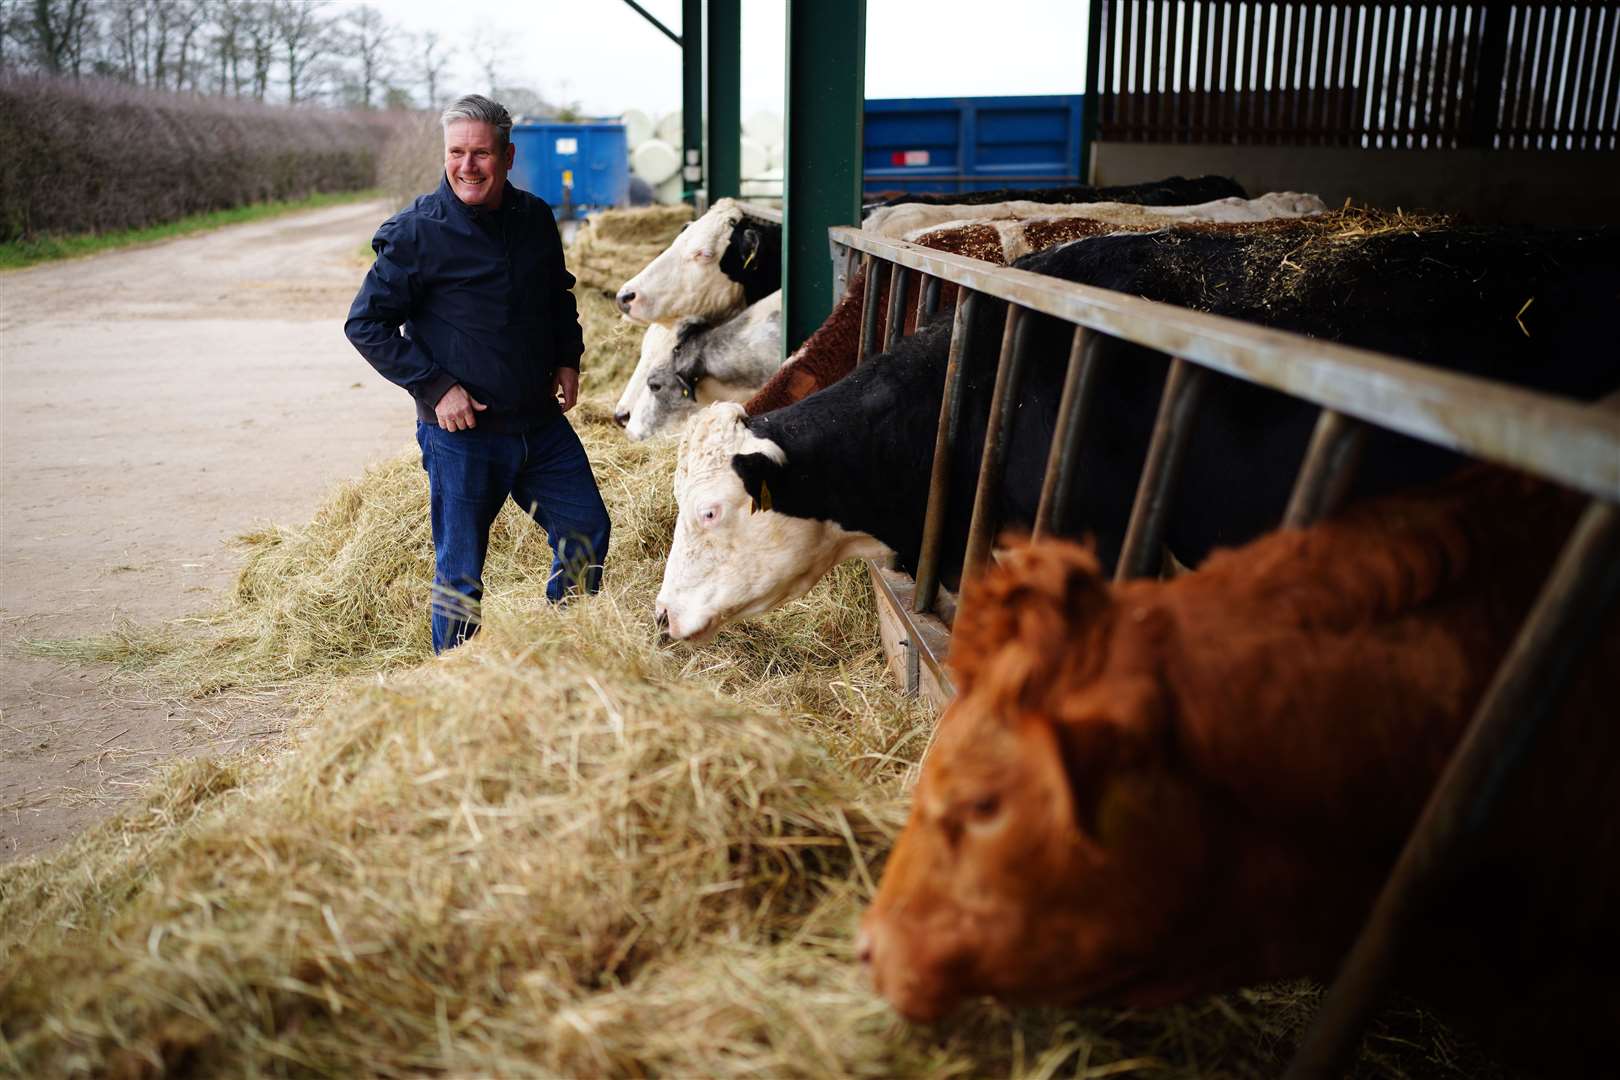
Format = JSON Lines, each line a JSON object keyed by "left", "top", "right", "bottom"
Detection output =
{"left": 508, "top": 121, "right": 629, "bottom": 218}
{"left": 863, "top": 94, "right": 1085, "bottom": 198}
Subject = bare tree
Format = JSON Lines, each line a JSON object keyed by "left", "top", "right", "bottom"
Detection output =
{"left": 466, "top": 24, "right": 509, "bottom": 97}
{"left": 416, "top": 28, "right": 453, "bottom": 110}
{"left": 167, "top": 0, "right": 208, "bottom": 92}
{"left": 1, "top": 0, "right": 27, "bottom": 70}
{"left": 242, "top": 2, "right": 274, "bottom": 101}
{"left": 272, "top": 0, "right": 331, "bottom": 105}
{"left": 26, "top": 0, "right": 91, "bottom": 76}
{"left": 345, "top": 4, "right": 395, "bottom": 109}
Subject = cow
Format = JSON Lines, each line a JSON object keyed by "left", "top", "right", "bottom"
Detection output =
{"left": 867, "top": 174, "right": 1244, "bottom": 210}
{"left": 654, "top": 222, "right": 1619, "bottom": 642}
{"left": 614, "top": 197, "right": 781, "bottom": 325}
{"left": 625, "top": 291, "right": 784, "bottom": 441}
{"left": 863, "top": 191, "right": 1326, "bottom": 240}
{"left": 857, "top": 469, "right": 1620, "bottom": 1070}
{"left": 612, "top": 322, "right": 675, "bottom": 429}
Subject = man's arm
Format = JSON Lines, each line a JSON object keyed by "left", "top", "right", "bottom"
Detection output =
{"left": 344, "top": 217, "right": 459, "bottom": 409}
{"left": 544, "top": 213, "right": 586, "bottom": 371}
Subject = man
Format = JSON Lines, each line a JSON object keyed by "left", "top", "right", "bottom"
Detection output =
{"left": 345, "top": 94, "right": 610, "bottom": 653}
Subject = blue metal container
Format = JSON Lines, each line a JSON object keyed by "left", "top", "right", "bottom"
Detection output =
{"left": 863, "top": 95, "right": 1085, "bottom": 198}
{"left": 508, "top": 121, "right": 629, "bottom": 218}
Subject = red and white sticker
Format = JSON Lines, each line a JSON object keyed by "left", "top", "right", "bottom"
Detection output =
{"left": 889, "top": 150, "right": 931, "bottom": 167}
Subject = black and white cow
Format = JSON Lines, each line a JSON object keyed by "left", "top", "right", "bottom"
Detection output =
{"left": 615, "top": 197, "right": 781, "bottom": 326}
{"left": 626, "top": 290, "right": 784, "bottom": 441}
{"left": 655, "top": 223, "right": 1620, "bottom": 642}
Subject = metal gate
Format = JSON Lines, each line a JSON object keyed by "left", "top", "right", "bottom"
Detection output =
{"left": 826, "top": 223, "right": 1620, "bottom": 1077}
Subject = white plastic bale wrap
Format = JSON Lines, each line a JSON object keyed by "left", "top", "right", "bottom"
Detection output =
{"left": 632, "top": 139, "right": 681, "bottom": 185}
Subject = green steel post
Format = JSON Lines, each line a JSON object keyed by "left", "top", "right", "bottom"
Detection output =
{"left": 707, "top": 0, "right": 741, "bottom": 200}
{"left": 783, "top": 0, "right": 865, "bottom": 354}
{"left": 682, "top": 0, "right": 703, "bottom": 203}
{"left": 1081, "top": 0, "right": 1102, "bottom": 183}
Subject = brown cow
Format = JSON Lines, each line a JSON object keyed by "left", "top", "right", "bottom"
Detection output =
{"left": 859, "top": 468, "right": 1620, "bottom": 1065}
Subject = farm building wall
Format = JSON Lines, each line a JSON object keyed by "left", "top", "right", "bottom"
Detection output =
{"left": 1089, "top": 142, "right": 1620, "bottom": 225}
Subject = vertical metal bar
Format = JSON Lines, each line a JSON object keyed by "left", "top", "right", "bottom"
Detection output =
{"left": 885, "top": 265, "right": 912, "bottom": 351}
{"left": 919, "top": 274, "right": 942, "bottom": 323}
{"left": 681, "top": 0, "right": 703, "bottom": 202}
{"left": 905, "top": 636, "right": 921, "bottom": 696}
{"left": 914, "top": 291, "right": 982, "bottom": 615}
{"left": 706, "top": 0, "right": 741, "bottom": 200}
{"left": 1284, "top": 496, "right": 1620, "bottom": 1080}
{"left": 1283, "top": 409, "right": 1369, "bottom": 528}
{"left": 857, "top": 256, "right": 887, "bottom": 365}
{"left": 1115, "top": 358, "right": 1209, "bottom": 581}
{"left": 1081, "top": 0, "right": 1105, "bottom": 178}
{"left": 961, "top": 305, "right": 1037, "bottom": 588}
{"left": 783, "top": 0, "right": 866, "bottom": 351}
{"left": 1034, "top": 327, "right": 1101, "bottom": 539}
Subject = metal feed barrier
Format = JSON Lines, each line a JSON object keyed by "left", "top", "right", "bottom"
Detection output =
{"left": 825, "top": 224, "right": 1620, "bottom": 1077}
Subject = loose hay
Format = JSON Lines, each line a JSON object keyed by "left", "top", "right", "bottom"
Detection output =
{"left": 1, "top": 203, "right": 1511, "bottom": 1078}
{"left": 567, "top": 204, "right": 694, "bottom": 297}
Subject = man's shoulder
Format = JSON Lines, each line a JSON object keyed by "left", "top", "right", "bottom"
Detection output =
{"left": 375, "top": 189, "right": 451, "bottom": 244}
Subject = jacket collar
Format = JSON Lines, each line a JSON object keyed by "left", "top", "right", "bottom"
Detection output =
{"left": 436, "top": 173, "right": 524, "bottom": 220}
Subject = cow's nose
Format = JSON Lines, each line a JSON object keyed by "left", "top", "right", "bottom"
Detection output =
{"left": 613, "top": 408, "right": 630, "bottom": 428}
{"left": 855, "top": 927, "right": 874, "bottom": 968}
{"left": 616, "top": 289, "right": 635, "bottom": 314}
{"left": 655, "top": 606, "right": 672, "bottom": 646}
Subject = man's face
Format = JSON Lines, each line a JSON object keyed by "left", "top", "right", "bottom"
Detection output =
{"left": 444, "top": 119, "right": 514, "bottom": 208}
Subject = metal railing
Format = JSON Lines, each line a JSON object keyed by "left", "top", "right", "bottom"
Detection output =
{"left": 826, "top": 223, "right": 1620, "bottom": 1078}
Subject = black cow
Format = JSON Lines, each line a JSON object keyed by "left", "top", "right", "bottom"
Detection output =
{"left": 654, "top": 223, "right": 1619, "bottom": 642}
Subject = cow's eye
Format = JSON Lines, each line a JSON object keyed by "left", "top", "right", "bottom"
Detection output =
{"left": 967, "top": 795, "right": 1001, "bottom": 821}
{"left": 699, "top": 504, "right": 722, "bottom": 525}
{"left": 693, "top": 248, "right": 714, "bottom": 261}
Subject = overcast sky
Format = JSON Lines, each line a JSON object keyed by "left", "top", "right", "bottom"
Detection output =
{"left": 361, "top": 0, "right": 1092, "bottom": 120}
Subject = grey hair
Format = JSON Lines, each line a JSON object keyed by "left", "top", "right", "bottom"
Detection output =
{"left": 440, "top": 94, "right": 512, "bottom": 148}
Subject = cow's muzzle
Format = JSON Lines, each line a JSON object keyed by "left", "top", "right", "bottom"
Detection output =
{"left": 615, "top": 289, "right": 635, "bottom": 315}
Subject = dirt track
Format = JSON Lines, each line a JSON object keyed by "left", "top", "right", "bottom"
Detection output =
{"left": 0, "top": 198, "right": 409, "bottom": 862}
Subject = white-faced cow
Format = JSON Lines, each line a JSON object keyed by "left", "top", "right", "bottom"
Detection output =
{"left": 612, "top": 322, "right": 675, "bottom": 429}
{"left": 626, "top": 291, "right": 784, "bottom": 442}
{"left": 655, "top": 221, "right": 1620, "bottom": 642}
{"left": 615, "top": 197, "right": 781, "bottom": 326}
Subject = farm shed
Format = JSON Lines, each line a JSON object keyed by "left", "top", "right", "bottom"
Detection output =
{"left": 1087, "top": 1, "right": 1620, "bottom": 224}
{"left": 634, "top": 1, "right": 1620, "bottom": 1075}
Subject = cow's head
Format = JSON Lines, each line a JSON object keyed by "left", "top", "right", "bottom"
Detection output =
{"left": 626, "top": 317, "right": 707, "bottom": 442}
{"left": 655, "top": 403, "right": 887, "bottom": 642}
{"left": 616, "top": 198, "right": 751, "bottom": 325}
{"left": 860, "top": 541, "right": 1222, "bottom": 1022}
{"left": 614, "top": 322, "right": 674, "bottom": 429}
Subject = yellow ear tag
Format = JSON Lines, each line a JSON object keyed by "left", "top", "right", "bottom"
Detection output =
{"left": 751, "top": 480, "right": 773, "bottom": 514}
{"left": 742, "top": 247, "right": 756, "bottom": 270}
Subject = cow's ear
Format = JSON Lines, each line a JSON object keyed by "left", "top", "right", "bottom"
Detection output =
{"left": 1049, "top": 677, "right": 1168, "bottom": 843}
{"left": 732, "top": 452, "right": 780, "bottom": 514}
{"left": 737, "top": 226, "right": 761, "bottom": 270}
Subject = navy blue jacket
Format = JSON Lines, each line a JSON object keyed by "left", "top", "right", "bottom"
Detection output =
{"left": 345, "top": 176, "right": 584, "bottom": 432}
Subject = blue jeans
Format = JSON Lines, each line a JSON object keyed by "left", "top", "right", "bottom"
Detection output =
{"left": 416, "top": 417, "right": 611, "bottom": 653}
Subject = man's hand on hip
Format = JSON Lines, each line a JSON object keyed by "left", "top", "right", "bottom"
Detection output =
{"left": 435, "top": 384, "right": 487, "bottom": 430}
{"left": 554, "top": 367, "right": 579, "bottom": 413}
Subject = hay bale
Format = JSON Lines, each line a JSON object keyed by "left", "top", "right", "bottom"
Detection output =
{"left": 568, "top": 203, "right": 692, "bottom": 295}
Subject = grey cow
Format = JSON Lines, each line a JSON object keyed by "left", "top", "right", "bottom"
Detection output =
{"left": 625, "top": 290, "right": 783, "bottom": 441}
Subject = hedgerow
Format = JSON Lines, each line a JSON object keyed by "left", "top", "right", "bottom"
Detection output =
{"left": 0, "top": 73, "right": 400, "bottom": 241}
